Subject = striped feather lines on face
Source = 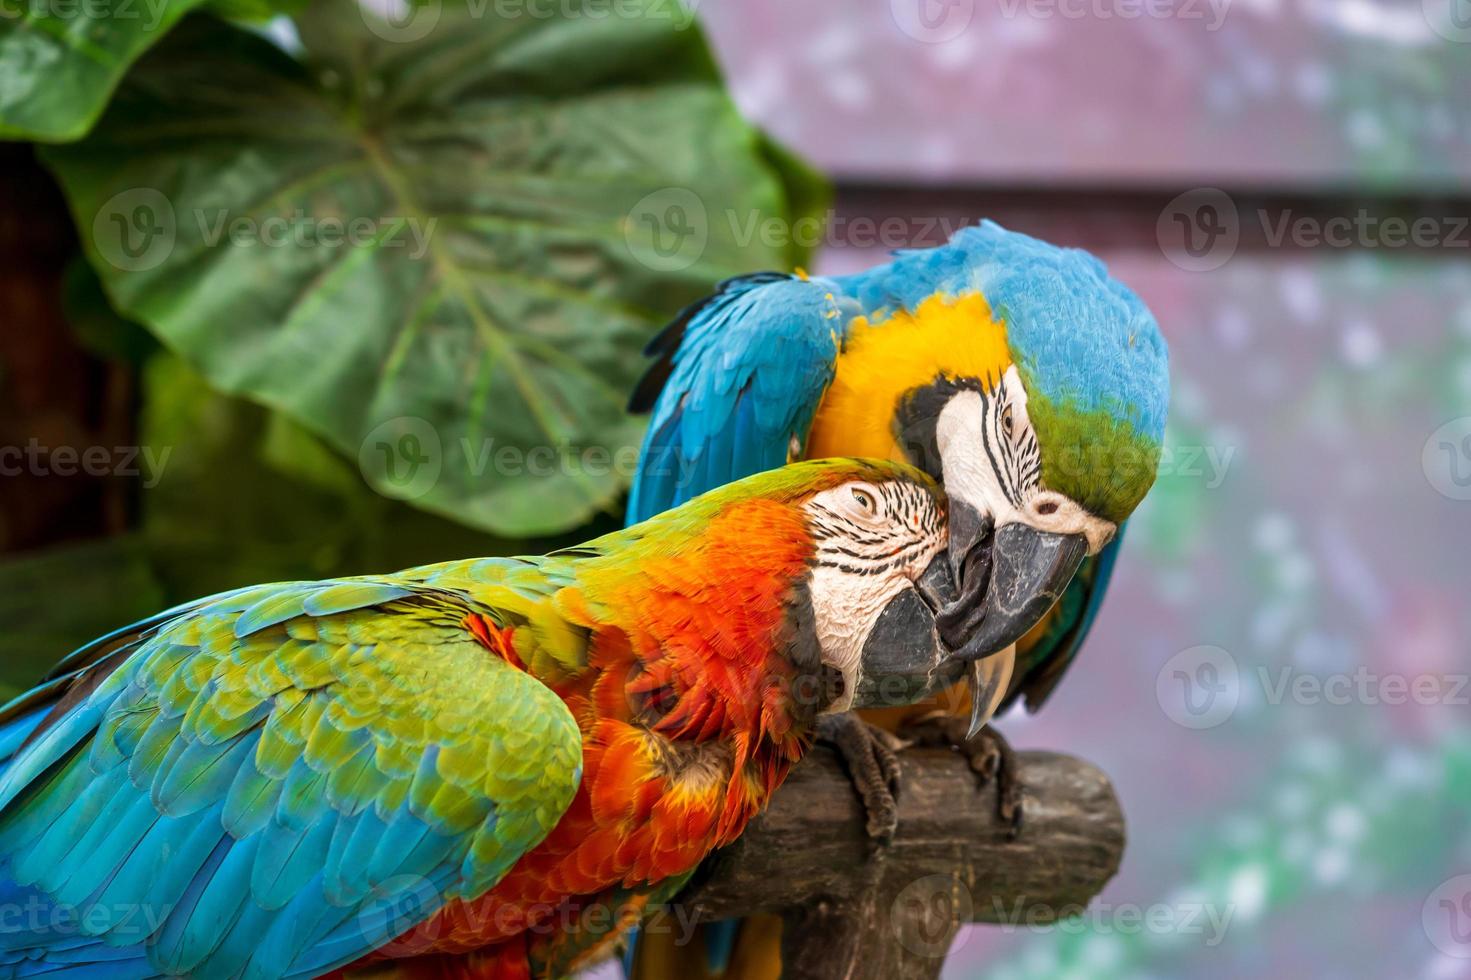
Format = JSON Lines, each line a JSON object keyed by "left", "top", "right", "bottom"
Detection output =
{"left": 980, "top": 372, "right": 1042, "bottom": 511}
{"left": 938, "top": 367, "right": 1116, "bottom": 553}
{"left": 801, "top": 477, "right": 947, "bottom": 709}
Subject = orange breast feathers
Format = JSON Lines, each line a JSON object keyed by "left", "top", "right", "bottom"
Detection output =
{"left": 382, "top": 722, "right": 743, "bottom": 960}
{"left": 380, "top": 499, "right": 821, "bottom": 960}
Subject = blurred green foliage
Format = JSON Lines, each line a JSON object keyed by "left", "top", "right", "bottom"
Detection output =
{"left": 43, "top": 0, "right": 827, "bottom": 535}
{"left": 0, "top": 537, "right": 164, "bottom": 699}
{"left": 1, "top": 0, "right": 828, "bottom": 688}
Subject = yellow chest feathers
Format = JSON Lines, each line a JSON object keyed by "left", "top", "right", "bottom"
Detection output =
{"left": 805, "top": 291, "right": 1013, "bottom": 461}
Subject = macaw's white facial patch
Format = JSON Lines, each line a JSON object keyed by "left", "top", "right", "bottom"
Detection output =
{"left": 936, "top": 366, "right": 1116, "bottom": 555}
{"left": 1018, "top": 488, "right": 1116, "bottom": 554}
{"left": 801, "top": 479, "right": 946, "bottom": 711}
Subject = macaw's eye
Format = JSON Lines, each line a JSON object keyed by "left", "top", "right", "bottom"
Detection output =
{"left": 851, "top": 488, "right": 875, "bottom": 513}
{"left": 1001, "top": 404, "right": 1014, "bottom": 436}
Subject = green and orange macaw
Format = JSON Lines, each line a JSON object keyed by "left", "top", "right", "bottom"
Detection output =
{"left": 626, "top": 222, "right": 1169, "bottom": 979}
{"left": 0, "top": 459, "right": 971, "bottom": 980}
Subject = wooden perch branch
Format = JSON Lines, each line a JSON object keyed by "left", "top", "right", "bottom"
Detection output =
{"left": 667, "top": 747, "right": 1126, "bottom": 980}
{"left": 352, "top": 749, "right": 1122, "bottom": 980}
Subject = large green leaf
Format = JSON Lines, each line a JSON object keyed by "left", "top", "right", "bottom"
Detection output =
{"left": 139, "top": 352, "right": 605, "bottom": 601}
{"left": 0, "top": 0, "right": 206, "bottom": 142}
{"left": 44, "top": 2, "right": 828, "bottom": 534}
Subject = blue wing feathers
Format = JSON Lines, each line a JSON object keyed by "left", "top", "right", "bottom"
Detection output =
{"left": 92, "top": 803, "right": 229, "bottom": 940}
{"left": 623, "top": 271, "right": 856, "bottom": 977}
{"left": 252, "top": 812, "right": 336, "bottom": 909}
{"left": 0, "top": 708, "right": 47, "bottom": 763}
{"left": 626, "top": 273, "right": 854, "bottom": 522}
{"left": 223, "top": 755, "right": 282, "bottom": 839}
{"left": 0, "top": 576, "right": 583, "bottom": 978}
{"left": 0, "top": 704, "right": 106, "bottom": 814}
{"left": 151, "top": 835, "right": 240, "bottom": 974}
{"left": 153, "top": 730, "right": 253, "bottom": 816}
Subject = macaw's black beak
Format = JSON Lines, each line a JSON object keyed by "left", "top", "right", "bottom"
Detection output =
{"left": 936, "top": 519, "right": 1088, "bottom": 664}
{"left": 850, "top": 554, "right": 967, "bottom": 711}
{"left": 941, "top": 499, "right": 992, "bottom": 622}
{"left": 850, "top": 549, "right": 1025, "bottom": 739}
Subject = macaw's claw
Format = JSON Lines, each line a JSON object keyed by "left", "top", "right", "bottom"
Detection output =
{"left": 898, "top": 712, "right": 1025, "bottom": 839}
{"left": 817, "top": 713, "right": 907, "bottom": 848}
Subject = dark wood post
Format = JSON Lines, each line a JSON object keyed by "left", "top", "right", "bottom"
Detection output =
{"left": 674, "top": 748, "right": 1126, "bottom": 980}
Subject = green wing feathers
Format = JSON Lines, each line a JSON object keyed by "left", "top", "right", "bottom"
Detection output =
{"left": 0, "top": 573, "right": 583, "bottom": 978}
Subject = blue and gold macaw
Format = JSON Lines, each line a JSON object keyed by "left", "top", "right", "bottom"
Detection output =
{"left": 625, "top": 221, "right": 1169, "bottom": 980}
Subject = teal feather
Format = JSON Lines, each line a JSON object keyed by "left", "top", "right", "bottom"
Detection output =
{"left": 46, "top": 793, "right": 160, "bottom": 903}
{"left": 88, "top": 803, "right": 227, "bottom": 938}
{"left": 159, "top": 835, "right": 259, "bottom": 970}
{"left": 0, "top": 569, "right": 582, "bottom": 975}
{"left": 276, "top": 759, "right": 329, "bottom": 830}
{"left": 282, "top": 868, "right": 458, "bottom": 979}
{"left": 0, "top": 754, "right": 97, "bottom": 863}
{"left": 368, "top": 809, "right": 436, "bottom": 878}
{"left": 0, "top": 702, "right": 105, "bottom": 810}
{"left": 300, "top": 582, "right": 412, "bottom": 618}
{"left": 323, "top": 741, "right": 381, "bottom": 814}
{"left": 189, "top": 891, "right": 272, "bottom": 977}
{"left": 322, "top": 809, "right": 366, "bottom": 905}
{"left": 152, "top": 732, "right": 256, "bottom": 816}
{"left": 251, "top": 814, "right": 335, "bottom": 910}
{"left": 149, "top": 836, "right": 234, "bottom": 974}
{"left": 222, "top": 757, "right": 281, "bottom": 838}
{"left": 90, "top": 689, "right": 154, "bottom": 771}
{"left": 125, "top": 713, "right": 179, "bottom": 791}
{"left": 233, "top": 589, "right": 309, "bottom": 639}
{"left": 331, "top": 808, "right": 392, "bottom": 905}
{"left": 243, "top": 874, "right": 346, "bottom": 980}
{"left": 14, "top": 772, "right": 131, "bottom": 895}
{"left": 0, "top": 701, "right": 50, "bottom": 760}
